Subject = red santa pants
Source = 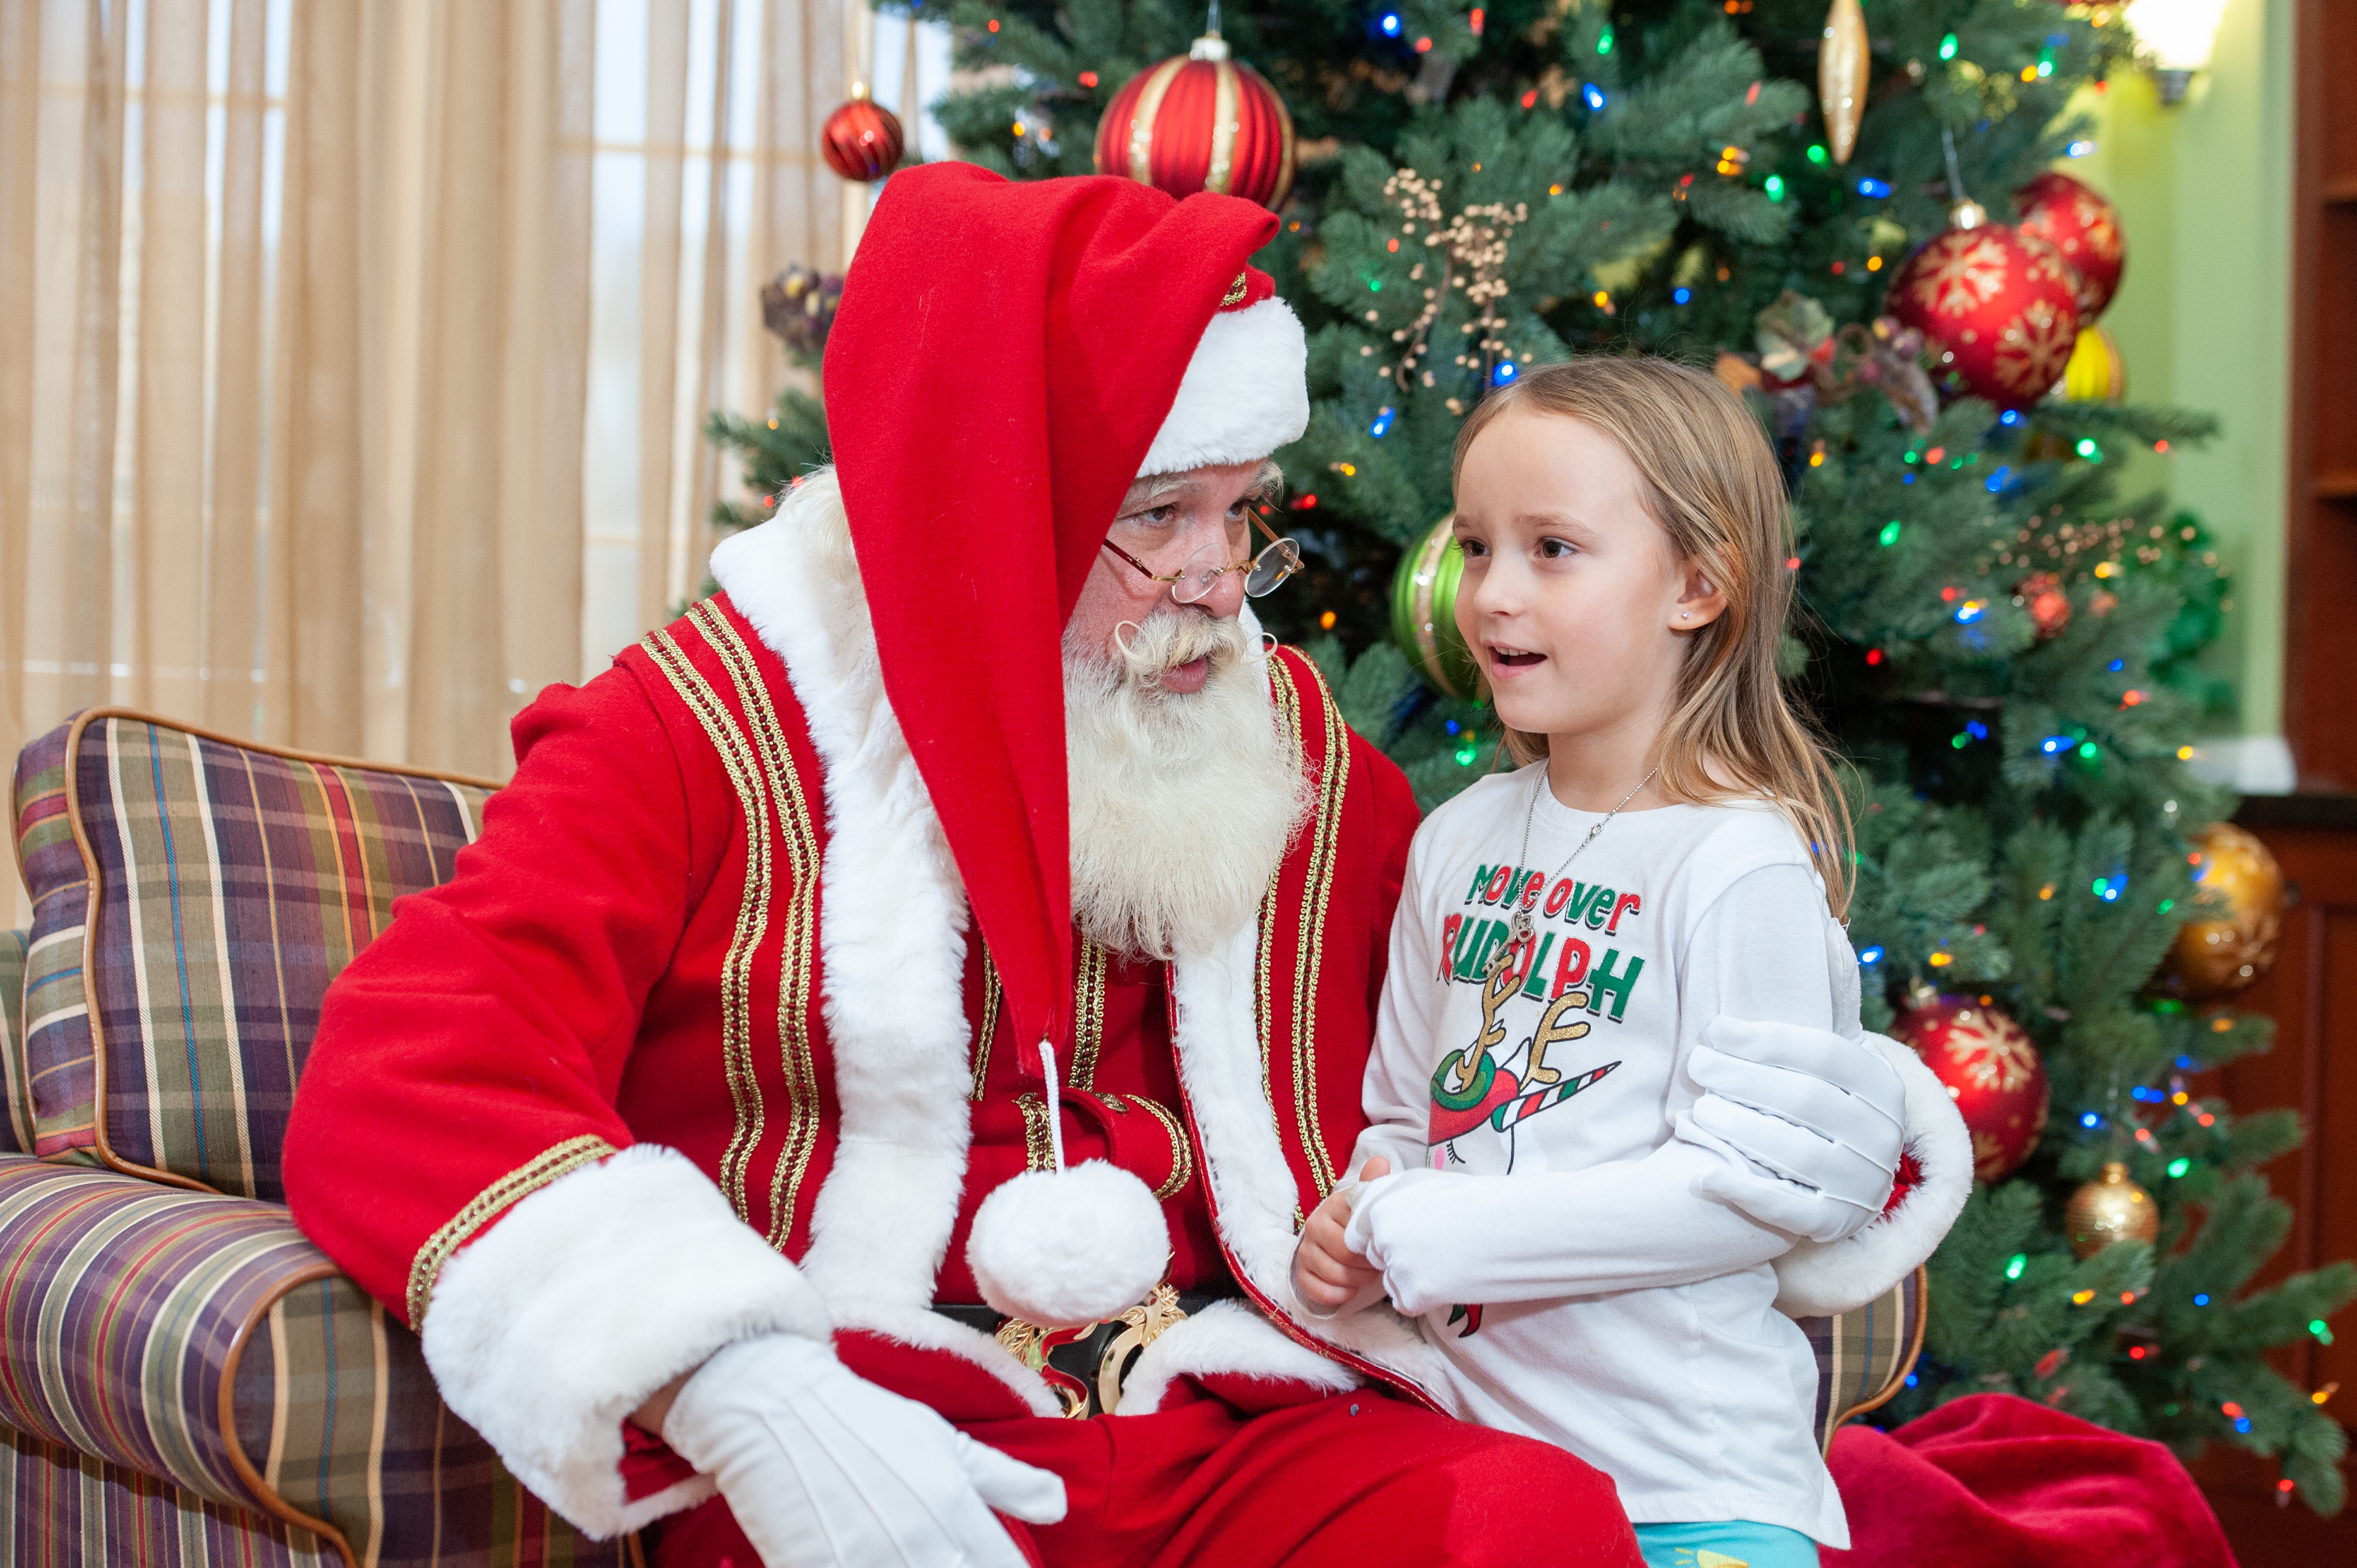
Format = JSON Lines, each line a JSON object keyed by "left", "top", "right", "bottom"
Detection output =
{"left": 652, "top": 1334, "right": 1642, "bottom": 1568}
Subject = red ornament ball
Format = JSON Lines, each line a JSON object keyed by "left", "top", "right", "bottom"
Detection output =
{"left": 822, "top": 93, "right": 904, "bottom": 183}
{"left": 1893, "top": 993, "right": 2050, "bottom": 1182}
{"left": 1093, "top": 34, "right": 1295, "bottom": 211}
{"left": 2014, "top": 171, "right": 2126, "bottom": 320}
{"left": 2015, "top": 571, "right": 2071, "bottom": 641}
{"left": 1884, "top": 224, "right": 2082, "bottom": 411}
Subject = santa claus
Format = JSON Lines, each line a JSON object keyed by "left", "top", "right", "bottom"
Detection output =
{"left": 283, "top": 165, "right": 1957, "bottom": 1568}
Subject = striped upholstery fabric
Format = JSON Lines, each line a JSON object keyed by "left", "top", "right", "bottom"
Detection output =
{"left": 1800, "top": 1266, "right": 1927, "bottom": 1453}
{"left": 12, "top": 723, "right": 94, "bottom": 1163}
{"left": 0, "top": 1156, "right": 624, "bottom": 1568}
{"left": 1, "top": 928, "right": 29, "bottom": 1153}
{"left": 0, "top": 1422, "right": 329, "bottom": 1567}
{"left": 10, "top": 711, "right": 494, "bottom": 1198}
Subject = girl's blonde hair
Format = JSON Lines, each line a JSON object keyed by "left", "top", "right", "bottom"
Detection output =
{"left": 1452, "top": 356, "right": 1853, "bottom": 917}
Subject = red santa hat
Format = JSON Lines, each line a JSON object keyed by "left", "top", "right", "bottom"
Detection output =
{"left": 822, "top": 164, "right": 1305, "bottom": 1326}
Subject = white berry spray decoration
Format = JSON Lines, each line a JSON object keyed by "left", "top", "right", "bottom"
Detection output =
{"left": 1375, "top": 168, "right": 1527, "bottom": 413}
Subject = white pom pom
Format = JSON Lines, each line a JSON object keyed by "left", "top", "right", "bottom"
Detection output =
{"left": 965, "top": 1161, "right": 1170, "bottom": 1330}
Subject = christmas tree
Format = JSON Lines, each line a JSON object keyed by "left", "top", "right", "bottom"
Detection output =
{"left": 707, "top": 0, "right": 2355, "bottom": 1511}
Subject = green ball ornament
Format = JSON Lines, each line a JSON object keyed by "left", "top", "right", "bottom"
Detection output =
{"left": 1390, "top": 515, "right": 1480, "bottom": 701}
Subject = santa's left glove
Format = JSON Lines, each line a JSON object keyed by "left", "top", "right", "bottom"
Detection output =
{"left": 661, "top": 1333, "right": 1067, "bottom": 1568}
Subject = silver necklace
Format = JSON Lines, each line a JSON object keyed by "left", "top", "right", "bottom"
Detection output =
{"left": 1491, "top": 763, "right": 1660, "bottom": 974}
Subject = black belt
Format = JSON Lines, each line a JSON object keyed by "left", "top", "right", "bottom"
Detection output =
{"left": 935, "top": 1288, "right": 1237, "bottom": 1417}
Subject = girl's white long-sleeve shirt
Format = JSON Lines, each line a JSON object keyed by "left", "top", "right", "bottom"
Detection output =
{"left": 1344, "top": 766, "right": 1860, "bottom": 1546}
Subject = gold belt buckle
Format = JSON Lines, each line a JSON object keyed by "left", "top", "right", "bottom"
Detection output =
{"left": 1095, "top": 1283, "right": 1188, "bottom": 1415}
{"left": 991, "top": 1285, "right": 1190, "bottom": 1418}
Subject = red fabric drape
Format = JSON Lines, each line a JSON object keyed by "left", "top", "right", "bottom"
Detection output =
{"left": 1828, "top": 1393, "right": 2239, "bottom": 1568}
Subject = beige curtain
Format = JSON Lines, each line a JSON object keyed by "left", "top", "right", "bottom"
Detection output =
{"left": 0, "top": 0, "right": 595, "bottom": 781}
{"left": 1, "top": 0, "right": 859, "bottom": 923}
{"left": 612, "top": 0, "right": 849, "bottom": 643}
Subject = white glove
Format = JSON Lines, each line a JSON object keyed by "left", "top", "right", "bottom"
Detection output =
{"left": 1682, "top": 1017, "right": 1906, "bottom": 1243}
{"left": 661, "top": 1334, "right": 1066, "bottom": 1568}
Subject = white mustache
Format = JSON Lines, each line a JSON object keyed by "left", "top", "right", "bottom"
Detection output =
{"left": 1108, "top": 609, "right": 1257, "bottom": 690}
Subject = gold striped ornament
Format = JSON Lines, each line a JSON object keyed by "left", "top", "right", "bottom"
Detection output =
{"left": 1092, "top": 28, "right": 1295, "bottom": 211}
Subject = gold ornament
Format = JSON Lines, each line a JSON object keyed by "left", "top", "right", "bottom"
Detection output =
{"left": 2061, "top": 325, "right": 2127, "bottom": 403}
{"left": 2065, "top": 1161, "right": 2160, "bottom": 1258}
{"left": 1820, "top": 0, "right": 1869, "bottom": 166}
{"left": 2153, "top": 823, "right": 2286, "bottom": 999}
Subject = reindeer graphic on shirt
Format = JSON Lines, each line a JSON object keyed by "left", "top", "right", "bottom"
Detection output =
{"left": 1428, "top": 937, "right": 1622, "bottom": 1176}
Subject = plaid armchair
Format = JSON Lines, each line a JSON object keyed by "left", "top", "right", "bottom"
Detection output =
{"left": 2, "top": 710, "right": 625, "bottom": 1567}
{"left": 0, "top": 709, "right": 1922, "bottom": 1567}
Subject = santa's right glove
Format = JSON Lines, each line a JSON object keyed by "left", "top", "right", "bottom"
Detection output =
{"left": 661, "top": 1333, "right": 1066, "bottom": 1568}
{"left": 1682, "top": 1017, "right": 1906, "bottom": 1243}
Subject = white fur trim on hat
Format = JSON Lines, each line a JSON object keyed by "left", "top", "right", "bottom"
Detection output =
{"left": 965, "top": 1161, "right": 1171, "bottom": 1331}
{"left": 1138, "top": 297, "right": 1309, "bottom": 476}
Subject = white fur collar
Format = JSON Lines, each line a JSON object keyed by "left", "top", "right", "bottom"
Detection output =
{"left": 711, "top": 474, "right": 976, "bottom": 1308}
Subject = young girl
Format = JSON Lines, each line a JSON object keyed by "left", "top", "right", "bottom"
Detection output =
{"left": 1297, "top": 358, "right": 1885, "bottom": 1567}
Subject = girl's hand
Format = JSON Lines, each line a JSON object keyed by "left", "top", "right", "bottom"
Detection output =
{"left": 1292, "top": 1157, "right": 1392, "bottom": 1315}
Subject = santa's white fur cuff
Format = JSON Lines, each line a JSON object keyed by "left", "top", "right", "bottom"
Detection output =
{"left": 1772, "top": 1033, "right": 1973, "bottom": 1316}
{"left": 1116, "top": 1299, "right": 1357, "bottom": 1415}
{"left": 419, "top": 1144, "right": 830, "bottom": 1538}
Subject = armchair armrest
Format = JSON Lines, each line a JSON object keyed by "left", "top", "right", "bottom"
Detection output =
{"left": 1800, "top": 1265, "right": 1929, "bottom": 1456}
{"left": 0, "top": 1155, "right": 623, "bottom": 1567}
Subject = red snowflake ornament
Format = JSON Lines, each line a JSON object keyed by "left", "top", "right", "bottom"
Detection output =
{"left": 2014, "top": 171, "right": 2126, "bottom": 320}
{"left": 1893, "top": 993, "right": 2050, "bottom": 1182}
{"left": 1885, "top": 224, "right": 2082, "bottom": 412}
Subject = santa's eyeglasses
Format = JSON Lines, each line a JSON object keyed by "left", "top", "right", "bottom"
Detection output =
{"left": 1100, "top": 511, "right": 1303, "bottom": 604}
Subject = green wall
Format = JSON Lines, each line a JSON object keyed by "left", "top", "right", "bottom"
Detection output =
{"left": 2068, "top": 0, "right": 2292, "bottom": 746}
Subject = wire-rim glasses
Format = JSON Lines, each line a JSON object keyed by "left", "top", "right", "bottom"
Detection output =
{"left": 1100, "top": 510, "right": 1304, "bottom": 604}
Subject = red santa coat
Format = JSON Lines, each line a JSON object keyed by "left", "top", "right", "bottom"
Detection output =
{"left": 281, "top": 480, "right": 1456, "bottom": 1537}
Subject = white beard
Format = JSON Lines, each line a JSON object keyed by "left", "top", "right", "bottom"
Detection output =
{"left": 1065, "top": 609, "right": 1310, "bottom": 962}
